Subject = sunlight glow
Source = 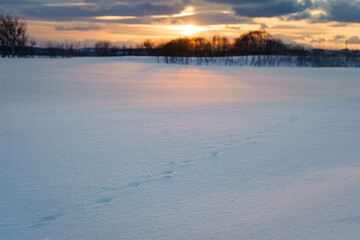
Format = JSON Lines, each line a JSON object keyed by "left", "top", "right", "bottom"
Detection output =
{"left": 169, "top": 24, "right": 208, "bottom": 36}
{"left": 309, "top": 9, "right": 328, "bottom": 16}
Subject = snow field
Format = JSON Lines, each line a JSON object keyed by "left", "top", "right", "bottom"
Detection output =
{"left": 1, "top": 57, "right": 360, "bottom": 240}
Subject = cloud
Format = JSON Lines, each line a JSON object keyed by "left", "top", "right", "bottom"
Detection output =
{"left": 271, "top": 24, "right": 303, "bottom": 29}
{"left": 4, "top": 0, "right": 360, "bottom": 27}
{"left": 326, "top": 0, "right": 360, "bottom": 23}
{"left": 329, "top": 22, "right": 348, "bottom": 28}
{"left": 205, "top": 0, "right": 360, "bottom": 23}
{"left": 234, "top": 0, "right": 311, "bottom": 18}
{"left": 206, "top": 0, "right": 273, "bottom": 4}
{"left": 346, "top": 36, "right": 360, "bottom": 44}
{"left": 310, "top": 37, "right": 326, "bottom": 43}
{"left": 55, "top": 24, "right": 103, "bottom": 31}
{"left": 20, "top": 2, "right": 184, "bottom": 21}
{"left": 1, "top": 0, "right": 40, "bottom": 5}
{"left": 260, "top": 23, "right": 268, "bottom": 30}
{"left": 333, "top": 34, "right": 345, "bottom": 42}
{"left": 205, "top": 0, "right": 312, "bottom": 18}
{"left": 284, "top": 9, "right": 328, "bottom": 23}
{"left": 177, "top": 12, "right": 252, "bottom": 25}
{"left": 272, "top": 34, "right": 309, "bottom": 45}
{"left": 285, "top": 0, "right": 360, "bottom": 24}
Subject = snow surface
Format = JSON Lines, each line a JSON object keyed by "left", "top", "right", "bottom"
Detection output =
{"left": 1, "top": 57, "right": 360, "bottom": 240}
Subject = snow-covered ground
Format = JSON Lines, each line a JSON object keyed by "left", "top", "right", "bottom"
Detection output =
{"left": 1, "top": 57, "right": 360, "bottom": 240}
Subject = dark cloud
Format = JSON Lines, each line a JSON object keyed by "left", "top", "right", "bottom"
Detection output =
{"left": 310, "top": 37, "right": 326, "bottom": 43}
{"left": 205, "top": 0, "right": 360, "bottom": 23}
{"left": 205, "top": 0, "right": 312, "bottom": 18}
{"left": 206, "top": 0, "right": 273, "bottom": 4}
{"left": 0, "top": 0, "right": 42, "bottom": 15}
{"left": 94, "top": 17, "right": 153, "bottom": 24}
{"left": 326, "top": 0, "right": 360, "bottom": 23}
{"left": 333, "top": 34, "right": 345, "bottom": 41}
{"left": 329, "top": 22, "right": 348, "bottom": 28}
{"left": 285, "top": 11, "right": 311, "bottom": 21}
{"left": 286, "top": 0, "right": 360, "bottom": 23}
{"left": 327, "top": 34, "right": 346, "bottom": 43}
{"left": 22, "top": 2, "right": 183, "bottom": 21}
{"left": 55, "top": 24, "right": 103, "bottom": 31}
{"left": 233, "top": 0, "right": 311, "bottom": 18}
{"left": 84, "top": 0, "right": 179, "bottom": 3}
{"left": 1, "top": 0, "right": 41, "bottom": 5}
{"left": 285, "top": 10, "right": 328, "bottom": 23}
{"left": 3, "top": 0, "right": 360, "bottom": 25}
{"left": 178, "top": 12, "right": 252, "bottom": 25}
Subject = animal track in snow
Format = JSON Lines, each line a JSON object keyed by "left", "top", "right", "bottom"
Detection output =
{"left": 39, "top": 214, "right": 60, "bottom": 223}
{"left": 95, "top": 198, "right": 112, "bottom": 204}
{"left": 30, "top": 214, "right": 61, "bottom": 228}
{"left": 210, "top": 151, "right": 219, "bottom": 157}
{"left": 126, "top": 181, "right": 142, "bottom": 188}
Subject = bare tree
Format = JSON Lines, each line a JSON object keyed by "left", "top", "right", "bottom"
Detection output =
{"left": 29, "top": 38, "right": 36, "bottom": 57}
{"left": 234, "top": 31, "right": 287, "bottom": 55}
{"left": 141, "top": 39, "right": 155, "bottom": 55}
{"left": 0, "top": 15, "right": 29, "bottom": 57}
{"left": 94, "top": 40, "right": 112, "bottom": 56}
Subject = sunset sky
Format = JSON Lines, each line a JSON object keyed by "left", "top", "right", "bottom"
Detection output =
{"left": 1, "top": 0, "right": 360, "bottom": 49}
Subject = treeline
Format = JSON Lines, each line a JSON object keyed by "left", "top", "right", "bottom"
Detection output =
{"left": 90, "top": 31, "right": 308, "bottom": 58}
{"left": 145, "top": 31, "right": 305, "bottom": 58}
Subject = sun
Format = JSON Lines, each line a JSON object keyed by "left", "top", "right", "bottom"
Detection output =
{"left": 160, "top": 24, "right": 208, "bottom": 37}
{"left": 183, "top": 24, "right": 197, "bottom": 36}
{"left": 181, "top": 24, "right": 204, "bottom": 36}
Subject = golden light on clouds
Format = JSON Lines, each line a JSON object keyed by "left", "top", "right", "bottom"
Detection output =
{"left": 93, "top": 6, "right": 196, "bottom": 21}
{"left": 173, "top": 6, "right": 196, "bottom": 18}
{"left": 309, "top": 9, "right": 328, "bottom": 16}
{"left": 94, "top": 16, "right": 137, "bottom": 20}
{"left": 42, "top": 3, "right": 97, "bottom": 7}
